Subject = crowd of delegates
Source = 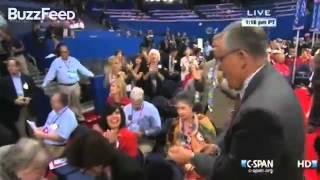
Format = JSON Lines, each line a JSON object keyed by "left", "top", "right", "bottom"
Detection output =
{"left": 0, "top": 29, "right": 30, "bottom": 76}
{"left": 266, "top": 34, "right": 314, "bottom": 83}
{"left": 0, "top": 20, "right": 319, "bottom": 180}
{"left": 32, "top": 16, "right": 85, "bottom": 46}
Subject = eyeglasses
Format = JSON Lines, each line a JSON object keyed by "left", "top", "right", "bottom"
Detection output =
{"left": 216, "top": 49, "right": 241, "bottom": 63}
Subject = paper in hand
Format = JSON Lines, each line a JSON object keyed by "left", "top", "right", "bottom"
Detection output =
{"left": 26, "top": 120, "right": 37, "bottom": 131}
{"left": 49, "top": 158, "right": 67, "bottom": 170}
{"left": 45, "top": 53, "right": 56, "bottom": 59}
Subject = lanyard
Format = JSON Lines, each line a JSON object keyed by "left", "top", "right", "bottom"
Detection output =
{"left": 128, "top": 104, "right": 144, "bottom": 126}
{"left": 43, "top": 107, "right": 68, "bottom": 133}
{"left": 63, "top": 59, "right": 71, "bottom": 70}
{"left": 51, "top": 107, "right": 68, "bottom": 125}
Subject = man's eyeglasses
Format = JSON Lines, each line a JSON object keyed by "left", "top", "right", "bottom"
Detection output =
{"left": 216, "top": 49, "right": 241, "bottom": 63}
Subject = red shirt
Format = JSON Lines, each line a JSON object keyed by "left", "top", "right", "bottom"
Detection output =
{"left": 106, "top": 96, "right": 131, "bottom": 107}
{"left": 273, "top": 63, "right": 290, "bottom": 78}
{"left": 296, "top": 55, "right": 311, "bottom": 69}
{"left": 182, "top": 73, "right": 193, "bottom": 88}
{"left": 117, "top": 128, "right": 138, "bottom": 159}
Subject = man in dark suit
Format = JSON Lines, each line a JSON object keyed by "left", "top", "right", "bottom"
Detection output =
{"left": 161, "top": 48, "right": 180, "bottom": 81}
{"left": 0, "top": 59, "right": 35, "bottom": 140}
{"left": 185, "top": 33, "right": 237, "bottom": 131}
{"left": 168, "top": 22, "right": 305, "bottom": 180}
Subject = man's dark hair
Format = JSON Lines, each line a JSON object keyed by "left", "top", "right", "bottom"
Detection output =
{"left": 55, "top": 43, "right": 66, "bottom": 56}
{"left": 65, "top": 130, "right": 117, "bottom": 169}
{"left": 174, "top": 91, "right": 194, "bottom": 108}
{"left": 58, "top": 44, "right": 69, "bottom": 54}
{"left": 223, "top": 21, "right": 268, "bottom": 57}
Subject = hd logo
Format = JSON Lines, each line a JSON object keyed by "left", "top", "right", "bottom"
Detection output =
{"left": 297, "top": 160, "right": 318, "bottom": 169}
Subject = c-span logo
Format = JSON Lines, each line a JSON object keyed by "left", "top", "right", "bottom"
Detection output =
{"left": 241, "top": 160, "right": 274, "bottom": 174}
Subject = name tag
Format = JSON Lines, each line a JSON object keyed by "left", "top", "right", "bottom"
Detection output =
{"left": 50, "top": 123, "right": 59, "bottom": 130}
{"left": 67, "top": 71, "right": 77, "bottom": 78}
{"left": 126, "top": 84, "right": 132, "bottom": 92}
{"left": 130, "top": 124, "right": 140, "bottom": 132}
{"left": 23, "top": 83, "right": 29, "bottom": 90}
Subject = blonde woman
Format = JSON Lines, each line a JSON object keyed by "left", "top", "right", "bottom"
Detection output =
{"left": 106, "top": 78, "right": 131, "bottom": 107}
{"left": 93, "top": 78, "right": 131, "bottom": 135}
{"left": 104, "top": 56, "right": 126, "bottom": 88}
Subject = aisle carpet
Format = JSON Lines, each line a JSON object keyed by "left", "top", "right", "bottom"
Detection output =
{"left": 294, "top": 88, "right": 319, "bottom": 180}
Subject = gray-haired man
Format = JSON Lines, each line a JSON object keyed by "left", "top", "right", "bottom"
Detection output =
{"left": 169, "top": 21, "right": 304, "bottom": 180}
{"left": 123, "top": 87, "right": 161, "bottom": 156}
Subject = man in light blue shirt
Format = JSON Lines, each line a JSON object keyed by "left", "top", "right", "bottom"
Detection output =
{"left": 34, "top": 93, "right": 78, "bottom": 158}
{"left": 123, "top": 87, "right": 161, "bottom": 155}
{"left": 42, "top": 45, "right": 94, "bottom": 120}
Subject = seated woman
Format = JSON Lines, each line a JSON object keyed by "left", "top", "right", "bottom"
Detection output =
{"left": 104, "top": 56, "right": 126, "bottom": 89}
{"left": 93, "top": 106, "right": 138, "bottom": 159}
{"left": 65, "top": 130, "right": 144, "bottom": 180}
{"left": 167, "top": 92, "right": 216, "bottom": 180}
{"left": 127, "top": 55, "right": 148, "bottom": 88}
{"left": 107, "top": 78, "right": 131, "bottom": 107}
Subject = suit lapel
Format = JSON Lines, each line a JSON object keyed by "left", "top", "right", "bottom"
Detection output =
{"left": 7, "top": 76, "right": 18, "bottom": 98}
{"left": 241, "top": 63, "right": 271, "bottom": 103}
{"left": 21, "top": 75, "right": 28, "bottom": 95}
{"left": 224, "top": 63, "right": 272, "bottom": 150}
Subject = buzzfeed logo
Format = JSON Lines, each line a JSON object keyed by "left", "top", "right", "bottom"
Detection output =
{"left": 8, "top": 8, "right": 76, "bottom": 21}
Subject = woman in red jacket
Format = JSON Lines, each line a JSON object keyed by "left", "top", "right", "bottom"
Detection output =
{"left": 93, "top": 106, "right": 138, "bottom": 159}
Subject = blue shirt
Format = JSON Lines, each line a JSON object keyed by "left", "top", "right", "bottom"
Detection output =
{"left": 123, "top": 101, "right": 161, "bottom": 136}
{"left": 11, "top": 75, "right": 24, "bottom": 96}
{"left": 42, "top": 56, "right": 94, "bottom": 87}
{"left": 43, "top": 107, "right": 78, "bottom": 145}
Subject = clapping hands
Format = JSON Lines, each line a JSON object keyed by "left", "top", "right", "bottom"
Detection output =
{"left": 103, "top": 130, "right": 118, "bottom": 144}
